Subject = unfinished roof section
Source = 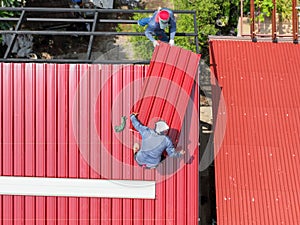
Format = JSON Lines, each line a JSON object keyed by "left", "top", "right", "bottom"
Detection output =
{"left": 210, "top": 39, "right": 300, "bottom": 224}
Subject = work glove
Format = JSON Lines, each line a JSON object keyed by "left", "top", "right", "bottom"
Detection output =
{"left": 153, "top": 40, "right": 159, "bottom": 47}
{"left": 169, "top": 39, "right": 175, "bottom": 46}
{"left": 131, "top": 112, "right": 139, "bottom": 117}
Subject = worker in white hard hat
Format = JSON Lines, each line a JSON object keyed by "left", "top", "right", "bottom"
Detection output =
{"left": 137, "top": 7, "right": 176, "bottom": 47}
{"left": 130, "top": 112, "right": 185, "bottom": 169}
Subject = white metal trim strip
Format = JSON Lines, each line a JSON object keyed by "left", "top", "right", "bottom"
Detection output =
{"left": 0, "top": 176, "right": 156, "bottom": 199}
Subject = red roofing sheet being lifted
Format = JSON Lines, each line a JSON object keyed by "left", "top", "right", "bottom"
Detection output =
{"left": 132, "top": 42, "right": 201, "bottom": 224}
{"left": 0, "top": 43, "right": 200, "bottom": 224}
{"left": 210, "top": 40, "right": 300, "bottom": 225}
{"left": 134, "top": 42, "right": 201, "bottom": 148}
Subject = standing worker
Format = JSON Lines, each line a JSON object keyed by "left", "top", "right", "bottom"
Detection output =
{"left": 130, "top": 113, "right": 185, "bottom": 169}
{"left": 138, "top": 8, "right": 176, "bottom": 47}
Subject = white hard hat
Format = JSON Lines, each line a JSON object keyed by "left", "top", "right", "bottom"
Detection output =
{"left": 155, "top": 120, "right": 169, "bottom": 133}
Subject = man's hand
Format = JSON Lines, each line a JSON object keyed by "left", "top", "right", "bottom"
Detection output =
{"left": 153, "top": 40, "right": 159, "bottom": 47}
{"left": 169, "top": 39, "right": 175, "bottom": 46}
{"left": 131, "top": 112, "right": 139, "bottom": 116}
{"left": 180, "top": 149, "right": 185, "bottom": 155}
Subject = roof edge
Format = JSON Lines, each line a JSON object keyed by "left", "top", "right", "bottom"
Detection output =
{"left": 208, "top": 35, "right": 297, "bottom": 43}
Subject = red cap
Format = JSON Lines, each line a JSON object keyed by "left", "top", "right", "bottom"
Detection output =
{"left": 158, "top": 10, "right": 170, "bottom": 22}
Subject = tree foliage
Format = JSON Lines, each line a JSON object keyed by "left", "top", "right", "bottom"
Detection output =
{"left": 276, "top": 0, "right": 292, "bottom": 21}
{"left": 0, "top": 0, "right": 24, "bottom": 30}
{"left": 128, "top": 13, "right": 155, "bottom": 60}
{"left": 174, "top": 0, "right": 240, "bottom": 61}
{"left": 243, "top": 0, "right": 292, "bottom": 22}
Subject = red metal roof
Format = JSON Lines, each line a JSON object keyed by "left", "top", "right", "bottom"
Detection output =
{"left": 210, "top": 40, "right": 300, "bottom": 224}
{"left": 0, "top": 43, "right": 200, "bottom": 224}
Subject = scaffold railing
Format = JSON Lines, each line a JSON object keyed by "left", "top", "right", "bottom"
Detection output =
{"left": 0, "top": 7, "right": 199, "bottom": 64}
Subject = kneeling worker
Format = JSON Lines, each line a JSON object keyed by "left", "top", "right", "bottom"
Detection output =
{"left": 138, "top": 8, "right": 176, "bottom": 47}
{"left": 130, "top": 113, "right": 185, "bottom": 169}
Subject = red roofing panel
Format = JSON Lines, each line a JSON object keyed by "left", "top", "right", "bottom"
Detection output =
{"left": 210, "top": 40, "right": 300, "bottom": 224}
{"left": 2, "top": 63, "right": 14, "bottom": 225}
{"left": 134, "top": 42, "right": 200, "bottom": 145}
{"left": 0, "top": 65, "right": 1, "bottom": 225}
{"left": 0, "top": 43, "right": 199, "bottom": 224}
{"left": 35, "top": 64, "right": 47, "bottom": 225}
{"left": 132, "top": 42, "right": 200, "bottom": 225}
{"left": 68, "top": 64, "right": 81, "bottom": 225}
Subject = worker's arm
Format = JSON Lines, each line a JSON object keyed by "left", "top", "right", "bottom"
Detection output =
{"left": 165, "top": 137, "right": 184, "bottom": 158}
{"left": 144, "top": 11, "right": 158, "bottom": 43}
{"left": 138, "top": 17, "right": 151, "bottom": 26}
{"left": 130, "top": 114, "right": 148, "bottom": 134}
{"left": 145, "top": 27, "right": 156, "bottom": 42}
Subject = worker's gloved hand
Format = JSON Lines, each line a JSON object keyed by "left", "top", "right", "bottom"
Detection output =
{"left": 131, "top": 112, "right": 139, "bottom": 117}
{"left": 180, "top": 149, "right": 186, "bottom": 155}
{"left": 153, "top": 40, "right": 159, "bottom": 47}
{"left": 169, "top": 39, "right": 175, "bottom": 46}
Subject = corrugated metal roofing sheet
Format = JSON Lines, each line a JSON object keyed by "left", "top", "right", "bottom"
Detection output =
{"left": 0, "top": 43, "right": 200, "bottom": 224}
{"left": 134, "top": 43, "right": 200, "bottom": 144}
{"left": 133, "top": 42, "right": 201, "bottom": 224}
{"left": 210, "top": 40, "right": 300, "bottom": 224}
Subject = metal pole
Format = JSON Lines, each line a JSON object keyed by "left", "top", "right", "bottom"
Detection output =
{"left": 272, "top": 0, "right": 277, "bottom": 42}
{"left": 0, "top": 30, "right": 197, "bottom": 36}
{"left": 193, "top": 12, "right": 200, "bottom": 54}
{"left": 250, "top": 0, "right": 256, "bottom": 41}
{"left": 292, "top": 0, "right": 298, "bottom": 43}
{"left": 0, "top": 17, "right": 139, "bottom": 24}
{"left": 240, "top": 0, "right": 244, "bottom": 36}
{"left": 0, "top": 58, "right": 150, "bottom": 64}
{"left": 4, "top": 10, "right": 26, "bottom": 59}
{"left": 87, "top": 11, "right": 98, "bottom": 60}
{"left": 1, "top": 7, "right": 196, "bottom": 14}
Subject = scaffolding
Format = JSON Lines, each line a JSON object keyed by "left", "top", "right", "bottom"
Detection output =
{"left": 0, "top": 7, "right": 199, "bottom": 64}
{"left": 239, "top": 0, "right": 299, "bottom": 43}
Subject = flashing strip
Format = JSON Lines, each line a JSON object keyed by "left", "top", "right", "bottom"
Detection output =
{"left": 0, "top": 176, "right": 155, "bottom": 199}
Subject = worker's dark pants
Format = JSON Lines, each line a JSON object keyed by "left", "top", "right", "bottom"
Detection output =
{"left": 134, "top": 152, "right": 165, "bottom": 169}
{"left": 155, "top": 30, "right": 169, "bottom": 42}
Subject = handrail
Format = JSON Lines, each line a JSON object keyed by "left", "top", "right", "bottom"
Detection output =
{"left": 1, "top": 7, "right": 196, "bottom": 14}
{"left": 0, "top": 30, "right": 197, "bottom": 36}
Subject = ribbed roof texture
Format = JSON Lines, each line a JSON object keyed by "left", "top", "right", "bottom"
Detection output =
{"left": 210, "top": 40, "right": 300, "bottom": 224}
{"left": 134, "top": 42, "right": 201, "bottom": 150}
{"left": 0, "top": 43, "right": 200, "bottom": 224}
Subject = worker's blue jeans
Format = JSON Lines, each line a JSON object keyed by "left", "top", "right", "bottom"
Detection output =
{"left": 134, "top": 152, "right": 157, "bottom": 169}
